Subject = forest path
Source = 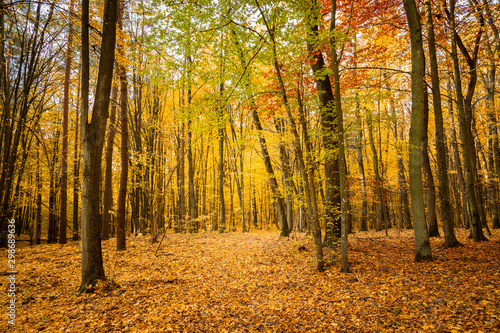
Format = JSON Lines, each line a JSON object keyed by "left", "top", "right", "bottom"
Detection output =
{"left": 2, "top": 229, "right": 499, "bottom": 332}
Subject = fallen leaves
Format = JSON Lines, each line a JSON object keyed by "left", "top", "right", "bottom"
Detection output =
{"left": 1, "top": 228, "right": 499, "bottom": 332}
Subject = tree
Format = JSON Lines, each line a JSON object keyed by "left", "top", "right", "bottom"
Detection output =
{"left": 102, "top": 85, "right": 118, "bottom": 241}
{"left": 423, "top": 0, "right": 459, "bottom": 246}
{"left": 481, "top": 0, "right": 500, "bottom": 229}
{"left": 0, "top": 1, "right": 57, "bottom": 247}
{"left": 303, "top": 0, "right": 340, "bottom": 243}
{"left": 330, "top": 0, "right": 349, "bottom": 273}
{"left": 59, "top": 0, "right": 74, "bottom": 245}
{"left": 79, "top": 0, "right": 119, "bottom": 292}
{"left": 116, "top": 0, "right": 128, "bottom": 251}
{"left": 447, "top": 0, "right": 486, "bottom": 242}
{"left": 403, "top": 0, "right": 433, "bottom": 262}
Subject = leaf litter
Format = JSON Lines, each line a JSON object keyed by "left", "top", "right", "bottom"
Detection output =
{"left": 1, "top": 229, "right": 499, "bottom": 332}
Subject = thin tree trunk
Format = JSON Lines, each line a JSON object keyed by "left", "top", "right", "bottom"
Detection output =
{"left": 356, "top": 109, "right": 368, "bottom": 232}
{"left": 331, "top": 0, "right": 349, "bottom": 272}
{"left": 35, "top": 139, "right": 41, "bottom": 245}
{"left": 424, "top": 0, "right": 459, "bottom": 246}
{"left": 367, "top": 110, "right": 384, "bottom": 231}
{"left": 448, "top": 79, "right": 470, "bottom": 229}
{"left": 102, "top": 86, "right": 118, "bottom": 240}
{"left": 448, "top": 0, "right": 486, "bottom": 241}
{"left": 48, "top": 132, "right": 60, "bottom": 244}
{"left": 422, "top": 89, "right": 439, "bottom": 237}
{"left": 73, "top": 69, "right": 81, "bottom": 241}
{"left": 353, "top": 36, "right": 368, "bottom": 232}
{"left": 179, "top": 91, "right": 185, "bottom": 232}
{"left": 116, "top": 0, "right": 128, "bottom": 251}
{"left": 392, "top": 107, "right": 412, "bottom": 230}
{"left": 60, "top": 0, "right": 74, "bottom": 244}
{"left": 218, "top": 58, "right": 226, "bottom": 233}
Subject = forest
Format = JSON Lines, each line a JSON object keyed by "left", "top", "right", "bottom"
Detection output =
{"left": 0, "top": 0, "right": 499, "bottom": 331}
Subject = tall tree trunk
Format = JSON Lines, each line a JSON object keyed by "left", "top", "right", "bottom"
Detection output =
{"left": 353, "top": 37, "right": 368, "bottom": 232}
{"left": 60, "top": 0, "right": 74, "bottom": 244}
{"left": 73, "top": 69, "right": 81, "bottom": 241}
{"left": 239, "top": 114, "right": 245, "bottom": 232}
{"left": 179, "top": 91, "right": 186, "bottom": 232}
{"left": 424, "top": 0, "right": 459, "bottom": 246}
{"left": 448, "top": 79, "right": 470, "bottom": 229}
{"left": 448, "top": 0, "right": 486, "bottom": 242}
{"left": 403, "top": 0, "right": 433, "bottom": 262}
{"left": 116, "top": 0, "right": 128, "bottom": 251}
{"left": 218, "top": 48, "right": 226, "bottom": 233}
{"left": 481, "top": 0, "right": 500, "bottom": 229}
{"left": 186, "top": 56, "right": 198, "bottom": 230}
{"left": 218, "top": 118, "right": 225, "bottom": 233}
{"left": 35, "top": 139, "right": 42, "bottom": 245}
{"left": 79, "top": 0, "right": 118, "bottom": 293}
{"left": 331, "top": 0, "right": 349, "bottom": 272}
{"left": 304, "top": 0, "right": 340, "bottom": 241}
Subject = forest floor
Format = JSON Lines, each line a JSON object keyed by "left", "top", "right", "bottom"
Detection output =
{"left": 1, "top": 228, "right": 499, "bottom": 332}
